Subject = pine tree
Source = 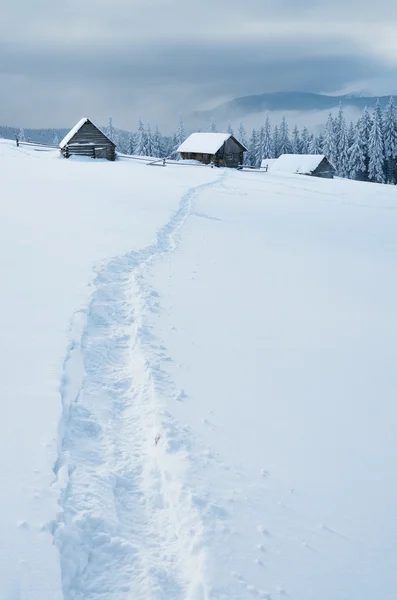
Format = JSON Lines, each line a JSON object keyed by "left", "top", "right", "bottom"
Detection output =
{"left": 300, "top": 127, "right": 310, "bottom": 154}
{"left": 237, "top": 122, "right": 247, "bottom": 147}
{"left": 323, "top": 113, "right": 336, "bottom": 164}
{"left": 106, "top": 117, "right": 115, "bottom": 143}
{"left": 210, "top": 120, "right": 217, "bottom": 133}
{"left": 53, "top": 133, "right": 59, "bottom": 146}
{"left": 383, "top": 97, "right": 397, "bottom": 184}
{"left": 317, "top": 133, "right": 325, "bottom": 154}
{"left": 359, "top": 107, "right": 372, "bottom": 180}
{"left": 134, "top": 119, "right": 146, "bottom": 155}
{"left": 255, "top": 126, "right": 265, "bottom": 167}
{"left": 348, "top": 122, "right": 355, "bottom": 148}
{"left": 348, "top": 124, "right": 366, "bottom": 180}
{"left": 170, "top": 133, "right": 179, "bottom": 159}
{"left": 237, "top": 122, "right": 248, "bottom": 165}
{"left": 368, "top": 100, "right": 385, "bottom": 183}
{"left": 262, "top": 115, "right": 273, "bottom": 159}
{"left": 279, "top": 116, "right": 292, "bottom": 155}
{"left": 153, "top": 126, "right": 163, "bottom": 158}
{"left": 146, "top": 124, "right": 154, "bottom": 157}
{"left": 248, "top": 129, "right": 258, "bottom": 166}
{"left": 227, "top": 121, "right": 234, "bottom": 136}
{"left": 128, "top": 133, "right": 135, "bottom": 155}
{"left": 273, "top": 125, "right": 280, "bottom": 158}
{"left": 308, "top": 134, "right": 321, "bottom": 154}
{"left": 176, "top": 115, "right": 186, "bottom": 146}
{"left": 18, "top": 127, "right": 25, "bottom": 142}
{"left": 291, "top": 125, "right": 301, "bottom": 154}
{"left": 333, "top": 104, "right": 349, "bottom": 176}
{"left": 336, "top": 107, "right": 349, "bottom": 177}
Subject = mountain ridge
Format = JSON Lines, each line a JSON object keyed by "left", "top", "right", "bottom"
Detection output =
{"left": 192, "top": 91, "right": 397, "bottom": 122}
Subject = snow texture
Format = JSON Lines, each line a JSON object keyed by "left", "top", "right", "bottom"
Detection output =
{"left": 260, "top": 158, "right": 277, "bottom": 169}
{"left": 1, "top": 137, "right": 397, "bottom": 600}
{"left": 177, "top": 132, "right": 232, "bottom": 154}
{"left": 59, "top": 118, "right": 89, "bottom": 148}
{"left": 270, "top": 153, "right": 327, "bottom": 174}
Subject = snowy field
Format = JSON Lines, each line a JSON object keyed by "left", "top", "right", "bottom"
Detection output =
{"left": 1, "top": 138, "right": 396, "bottom": 600}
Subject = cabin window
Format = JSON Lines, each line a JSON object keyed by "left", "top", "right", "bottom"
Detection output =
{"left": 226, "top": 153, "right": 234, "bottom": 161}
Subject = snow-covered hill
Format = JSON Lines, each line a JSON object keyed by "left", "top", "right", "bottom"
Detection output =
{"left": 1, "top": 139, "right": 396, "bottom": 600}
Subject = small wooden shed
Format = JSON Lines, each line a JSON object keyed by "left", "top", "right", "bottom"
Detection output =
{"left": 269, "top": 154, "right": 335, "bottom": 178}
{"left": 59, "top": 118, "right": 116, "bottom": 161}
{"left": 177, "top": 133, "right": 247, "bottom": 168}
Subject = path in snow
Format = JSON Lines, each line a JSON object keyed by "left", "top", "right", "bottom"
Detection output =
{"left": 52, "top": 173, "right": 226, "bottom": 600}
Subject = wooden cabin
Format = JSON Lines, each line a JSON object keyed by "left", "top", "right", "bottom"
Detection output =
{"left": 177, "top": 133, "right": 247, "bottom": 168}
{"left": 59, "top": 118, "right": 116, "bottom": 161}
{"left": 270, "top": 154, "right": 335, "bottom": 178}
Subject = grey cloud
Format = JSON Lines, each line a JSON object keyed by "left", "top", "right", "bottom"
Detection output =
{"left": 1, "top": 0, "right": 397, "bottom": 129}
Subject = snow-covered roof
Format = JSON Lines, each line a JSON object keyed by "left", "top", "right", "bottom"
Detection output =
{"left": 59, "top": 118, "right": 89, "bottom": 148}
{"left": 260, "top": 158, "right": 277, "bottom": 169}
{"left": 177, "top": 132, "right": 233, "bottom": 154}
{"left": 269, "top": 154, "right": 330, "bottom": 175}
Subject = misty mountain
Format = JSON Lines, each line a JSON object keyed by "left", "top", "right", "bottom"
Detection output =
{"left": 192, "top": 91, "right": 397, "bottom": 123}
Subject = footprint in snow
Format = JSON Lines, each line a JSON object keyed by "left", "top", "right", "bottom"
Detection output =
{"left": 174, "top": 389, "right": 187, "bottom": 402}
{"left": 258, "top": 525, "right": 271, "bottom": 536}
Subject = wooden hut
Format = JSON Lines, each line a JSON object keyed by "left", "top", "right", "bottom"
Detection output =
{"left": 177, "top": 133, "right": 247, "bottom": 168}
{"left": 60, "top": 118, "right": 116, "bottom": 161}
{"left": 269, "top": 154, "right": 335, "bottom": 178}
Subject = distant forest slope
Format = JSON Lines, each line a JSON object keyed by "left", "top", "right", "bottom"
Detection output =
{"left": 192, "top": 91, "right": 397, "bottom": 121}
{"left": 0, "top": 126, "right": 69, "bottom": 146}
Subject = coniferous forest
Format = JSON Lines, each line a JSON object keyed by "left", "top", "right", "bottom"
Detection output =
{"left": 2, "top": 98, "right": 397, "bottom": 184}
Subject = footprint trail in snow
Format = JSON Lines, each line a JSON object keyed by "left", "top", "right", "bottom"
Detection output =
{"left": 52, "top": 174, "right": 226, "bottom": 600}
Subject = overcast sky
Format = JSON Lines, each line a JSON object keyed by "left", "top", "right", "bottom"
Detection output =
{"left": 1, "top": 0, "right": 397, "bottom": 130}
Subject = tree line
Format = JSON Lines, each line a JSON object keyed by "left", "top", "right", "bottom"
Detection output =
{"left": 5, "top": 98, "right": 397, "bottom": 185}
{"left": 109, "top": 99, "right": 397, "bottom": 185}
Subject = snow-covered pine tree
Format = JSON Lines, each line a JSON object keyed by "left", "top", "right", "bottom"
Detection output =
{"left": 358, "top": 107, "right": 372, "bottom": 180}
{"left": 227, "top": 121, "right": 234, "bottom": 136}
{"left": 323, "top": 113, "right": 336, "bottom": 164}
{"left": 348, "top": 122, "right": 355, "bottom": 148}
{"left": 134, "top": 119, "right": 147, "bottom": 156}
{"left": 176, "top": 115, "right": 186, "bottom": 146}
{"left": 348, "top": 123, "right": 366, "bottom": 180}
{"left": 333, "top": 104, "right": 349, "bottom": 176}
{"left": 210, "top": 120, "right": 217, "bottom": 133}
{"left": 336, "top": 108, "right": 350, "bottom": 177}
{"left": 153, "top": 126, "right": 163, "bottom": 158}
{"left": 255, "top": 126, "right": 265, "bottom": 167}
{"left": 18, "top": 127, "right": 25, "bottom": 142}
{"left": 248, "top": 129, "right": 258, "bottom": 166}
{"left": 106, "top": 117, "right": 116, "bottom": 144}
{"left": 308, "top": 133, "right": 321, "bottom": 155}
{"left": 128, "top": 133, "right": 135, "bottom": 155}
{"left": 317, "top": 132, "right": 325, "bottom": 154}
{"left": 368, "top": 100, "right": 385, "bottom": 183}
{"left": 291, "top": 125, "right": 301, "bottom": 154}
{"left": 273, "top": 125, "right": 280, "bottom": 158}
{"left": 383, "top": 97, "right": 397, "bottom": 184}
{"left": 237, "top": 122, "right": 247, "bottom": 147}
{"left": 53, "top": 133, "right": 59, "bottom": 146}
{"left": 170, "top": 133, "right": 180, "bottom": 159}
{"left": 300, "top": 127, "right": 310, "bottom": 154}
{"left": 262, "top": 115, "right": 273, "bottom": 159}
{"left": 237, "top": 122, "right": 248, "bottom": 165}
{"left": 146, "top": 124, "right": 154, "bottom": 157}
{"left": 279, "top": 116, "right": 292, "bottom": 155}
